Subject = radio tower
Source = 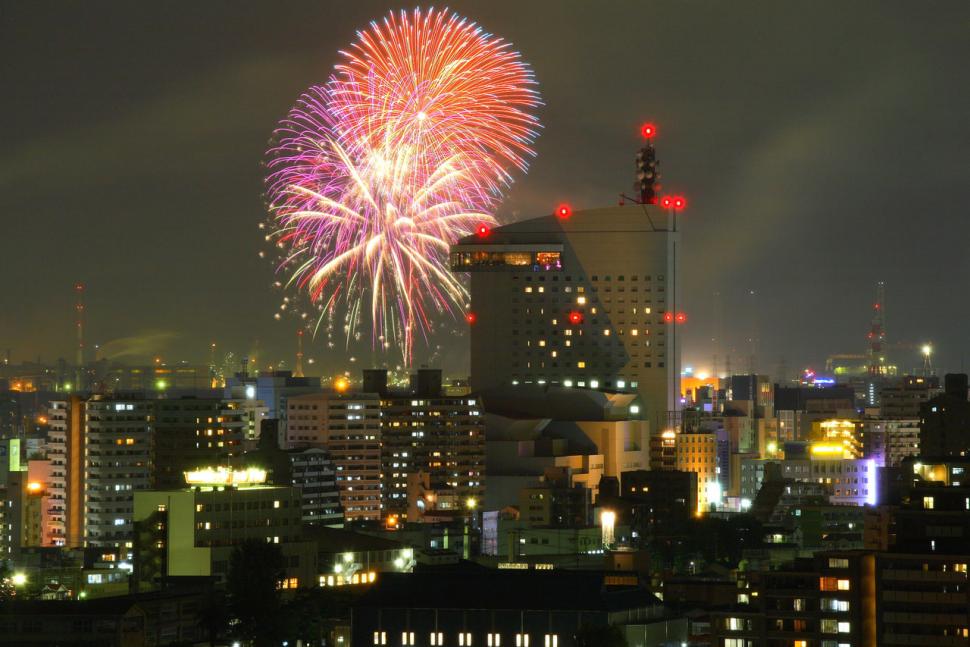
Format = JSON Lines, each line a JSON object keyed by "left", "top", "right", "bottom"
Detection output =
{"left": 294, "top": 329, "right": 305, "bottom": 378}
{"left": 634, "top": 123, "right": 661, "bottom": 204}
{"left": 74, "top": 282, "right": 85, "bottom": 390}
{"left": 867, "top": 281, "right": 886, "bottom": 375}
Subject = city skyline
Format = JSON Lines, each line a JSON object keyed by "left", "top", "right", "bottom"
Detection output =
{"left": 2, "top": 2, "right": 969, "bottom": 377}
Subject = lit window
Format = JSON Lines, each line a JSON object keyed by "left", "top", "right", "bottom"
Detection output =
{"left": 487, "top": 634, "right": 501, "bottom": 647}
{"left": 924, "top": 496, "right": 935, "bottom": 509}
{"left": 515, "top": 635, "right": 530, "bottom": 647}
{"left": 543, "top": 636, "right": 558, "bottom": 647}
{"left": 430, "top": 633, "right": 444, "bottom": 646}
{"left": 274, "top": 500, "right": 281, "bottom": 509}
{"left": 373, "top": 632, "right": 387, "bottom": 646}
{"left": 459, "top": 633, "right": 473, "bottom": 646}
{"left": 401, "top": 632, "right": 415, "bottom": 646}
{"left": 577, "top": 361, "right": 586, "bottom": 369}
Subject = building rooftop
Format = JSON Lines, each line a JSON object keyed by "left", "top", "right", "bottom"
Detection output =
{"left": 354, "top": 569, "right": 662, "bottom": 612}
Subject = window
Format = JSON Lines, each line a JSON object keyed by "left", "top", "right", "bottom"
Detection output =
{"left": 459, "top": 633, "right": 473, "bottom": 646}
{"left": 838, "top": 622, "right": 851, "bottom": 633}
{"left": 401, "top": 633, "right": 415, "bottom": 646}
{"left": 430, "top": 633, "right": 444, "bottom": 646}
{"left": 821, "top": 619, "right": 838, "bottom": 634}
{"left": 544, "top": 636, "right": 558, "bottom": 647}
{"left": 821, "top": 598, "right": 850, "bottom": 612}
{"left": 828, "top": 558, "right": 849, "bottom": 568}
{"left": 487, "top": 634, "right": 502, "bottom": 647}
{"left": 515, "top": 635, "right": 530, "bottom": 647}
{"left": 373, "top": 632, "right": 387, "bottom": 646}
{"left": 820, "top": 577, "right": 850, "bottom": 591}
{"left": 924, "top": 496, "right": 935, "bottom": 509}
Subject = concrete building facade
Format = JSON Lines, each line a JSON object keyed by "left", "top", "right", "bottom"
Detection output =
{"left": 452, "top": 205, "right": 680, "bottom": 430}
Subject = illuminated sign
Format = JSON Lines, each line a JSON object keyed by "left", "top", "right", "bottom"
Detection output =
{"left": 184, "top": 467, "right": 267, "bottom": 486}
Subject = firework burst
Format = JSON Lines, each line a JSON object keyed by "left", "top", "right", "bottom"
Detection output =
{"left": 265, "top": 8, "right": 541, "bottom": 364}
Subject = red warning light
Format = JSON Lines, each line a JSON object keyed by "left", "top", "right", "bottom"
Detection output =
{"left": 663, "top": 312, "right": 674, "bottom": 324}
{"left": 640, "top": 122, "right": 657, "bottom": 139}
{"left": 660, "top": 196, "right": 674, "bottom": 209}
{"left": 568, "top": 311, "right": 583, "bottom": 325}
{"left": 874, "top": 303, "right": 881, "bottom": 310}
{"left": 556, "top": 204, "right": 572, "bottom": 219}
{"left": 675, "top": 312, "right": 687, "bottom": 324}
{"left": 672, "top": 196, "right": 687, "bottom": 211}
{"left": 476, "top": 224, "right": 490, "bottom": 238}
{"left": 465, "top": 312, "right": 477, "bottom": 325}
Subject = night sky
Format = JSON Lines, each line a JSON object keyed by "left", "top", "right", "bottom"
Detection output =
{"left": 2, "top": 1, "right": 968, "bottom": 378}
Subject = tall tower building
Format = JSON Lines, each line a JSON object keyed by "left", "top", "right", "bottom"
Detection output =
{"left": 450, "top": 204, "right": 680, "bottom": 429}
{"left": 46, "top": 395, "right": 86, "bottom": 547}
{"left": 83, "top": 396, "right": 154, "bottom": 553}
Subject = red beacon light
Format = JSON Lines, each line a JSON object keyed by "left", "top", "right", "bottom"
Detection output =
{"left": 476, "top": 224, "right": 490, "bottom": 238}
{"left": 465, "top": 312, "right": 477, "bottom": 325}
{"left": 672, "top": 196, "right": 687, "bottom": 211}
{"left": 640, "top": 122, "right": 657, "bottom": 139}
{"left": 663, "top": 312, "right": 674, "bottom": 324}
{"left": 568, "top": 311, "right": 583, "bottom": 325}
{"left": 556, "top": 204, "right": 572, "bottom": 219}
{"left": 660, "top": 196, "right": 674, "bottom": 209}
{"left": 675, "top": 312, "right": 687, "bottom": 324}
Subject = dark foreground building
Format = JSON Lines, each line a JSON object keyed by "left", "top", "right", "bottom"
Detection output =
{"left": 352, "top": 567, "right": 685, "bottom": 647}
{"left": 0, "top": 587, "right": 209, "bottom": 645}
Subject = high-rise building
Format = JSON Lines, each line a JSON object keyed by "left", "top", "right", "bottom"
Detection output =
{"left": 919, "top": 373, "right": 970, "bottom": 457}
{"left": 283, "top": 391, "right": 382, "bottom": 521}
{"left": 370, "top": 369, "right": 485, "bottom": 519}
{"left": 83, "top": 396, "right": 154, "bottom": 552}
{"left": 676, "top": 431, "right": 719, "bottom": 513}
{"left": 287, "top": 447, "right": 343, "bottom": 526}
{"left": 153, "top": 397, "right": 249, "bottom": 489}
{"left": 46, "top": 395, "right": 85, "bottom": 546}
{"left": 451, "top": 204, "right": 680, "bottom": 429}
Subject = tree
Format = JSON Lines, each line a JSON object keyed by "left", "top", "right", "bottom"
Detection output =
{"left": 574, "top": 624, "right": 628, "bottom": 647}
{"left": 227, "top": 539, "right": 286, "bottom": 646}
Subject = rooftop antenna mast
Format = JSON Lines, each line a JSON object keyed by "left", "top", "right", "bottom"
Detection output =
{"left": 294, "top": 330, "right": 305, "bottom": 378}
{"left": 867, "top": 281, "right": 886, "bottom": 375}
{"left": 74, "top": 282, "right": 85, "bottom": 391}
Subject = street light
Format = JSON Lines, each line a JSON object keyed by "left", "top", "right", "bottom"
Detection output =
{"left": 11, "top": 573, "right": 27, "bottom": 587}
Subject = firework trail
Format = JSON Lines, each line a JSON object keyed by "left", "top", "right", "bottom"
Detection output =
{"left": 265, "top": 7, "right": 541, "bottom": 364}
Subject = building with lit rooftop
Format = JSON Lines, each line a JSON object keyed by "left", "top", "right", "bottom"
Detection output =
{"left": 451, "top": 203, "right": 681, "bottom": 430}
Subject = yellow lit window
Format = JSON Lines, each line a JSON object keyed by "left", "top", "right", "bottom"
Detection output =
{"left": 577, "top": 361, "right": 586, "bottom": 369}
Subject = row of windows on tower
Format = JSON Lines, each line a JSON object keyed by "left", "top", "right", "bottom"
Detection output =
{"left": 515, "top": 360, "right": 666, "bottom": 369}
{"left": 511, "top": 274, "right": 663, "bottom": 282}
{"left": 521, "top": 286, "right": 662, "bottom": 294}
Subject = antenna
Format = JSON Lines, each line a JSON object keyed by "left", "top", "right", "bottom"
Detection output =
{"left": 74, "top": 283, "right": 85, "bottom": 391}
{"left": 294, "top": 330, "right": 305, "bottom": 378}
{"left": 633, "top": 123, "right": 661, "bottom": 204}
{"left": 868, "top": 281, "right": 886, "bottom": 375}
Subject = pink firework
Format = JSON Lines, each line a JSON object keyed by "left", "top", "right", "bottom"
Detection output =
{"left": 265, "top": 8, "right": 541, "bottom": 364}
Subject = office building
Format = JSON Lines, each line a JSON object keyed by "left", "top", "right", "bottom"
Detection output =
{"left": 132, "top": 467, "right": 308, "bottom": 589}
{"left": 712, "top": 551, "right": 877, "bottom": 647}
{"left": 284, "top": 390, "right": 382, "bottom": 521}
{"left": 860, "top": 418, "right": 920, "bottom": 467}
{"left": 46, "top": 395, "right": 85, "bottom": 546}
{"left": 452, "top": 204, "right": 680, "bottom": 429}
{"left": 879, "top": 375, "right": 939, "bottom": 417}
{"left": 676, "top": 431, "right": 719, "bottom": 513}
{"left": 287, "top": 447, "right": 343, "bottom": 525}
{"left": 83, "top": 396, "right": 154, "bottom": 552}
{"left": 920, "top": 373, "right": 970, "bottom": 458}
{"left": 369, "top": 369, "right": 485, "bottom": 518}
{"left": 153, "top": 397, "right": 249, "bottom": 489}
{"left": 352, "top": 569, "right": 683, "bottom": 647}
